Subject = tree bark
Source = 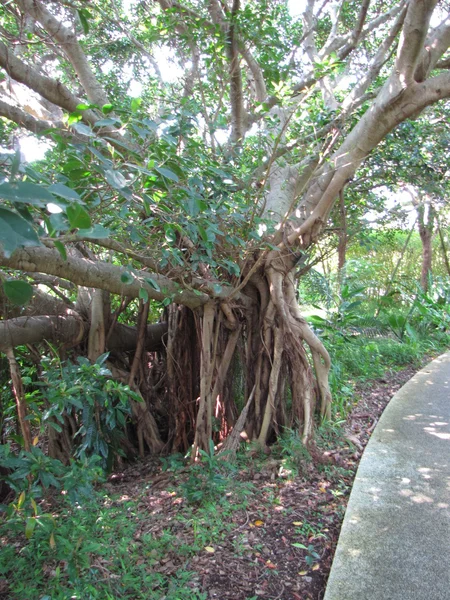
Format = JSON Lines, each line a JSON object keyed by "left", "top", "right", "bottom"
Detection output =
{"left": 416, "top": 200, "right": 436, "bottom": 292}
{"left": 5, "top": 347, "right": 31, "bottom": 452}
{"left": 437, "top": 218, "right": 450, "bottom": 277}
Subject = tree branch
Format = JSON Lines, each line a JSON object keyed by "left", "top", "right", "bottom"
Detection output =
{"left": 228, "top": 0, "right": 244, "bottom": 143}
{"left": 238, "top": 42, "right": 267, "bottom": 102}
{"left": 0, "top": 246, "right": 211, "bottom": 309}
{"left": 362, "top": 2, "right": 407, "bottom": 38}
{"left": 0, "top": 314, "right": 84, "bottom": 353}
{"left": 0, "top": 97, "right": 65, "bottom": 136}
{"left": 0, "top": 313, "right": 167, "bottom": 353}
{"left": 0, "top": 42, "right": 98, "bottom": 125}
{"left": 288, "top": 70, "right": 450, "bottom": 248}
{"left": 395, "top": 0, "right": 438, "bottom": 83}
{"left": 415, "top": 13, "right": 450, "bottom": 81}
{"left": 16, "top": 0, "right": 109, "bottom": 107}
{"left": 341, "top": 5, "right": 407, "bottom": 113}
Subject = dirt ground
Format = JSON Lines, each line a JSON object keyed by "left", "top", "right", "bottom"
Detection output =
{"left": 105, "top": 362, "right": 423, "bottom": 600}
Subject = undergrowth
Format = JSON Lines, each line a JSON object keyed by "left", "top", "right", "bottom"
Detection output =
{"left": 1, "top": 276, "right": 449, "bottom": 599}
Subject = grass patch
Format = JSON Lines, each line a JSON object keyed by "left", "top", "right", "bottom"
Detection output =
{"left": 0, "top": 462, "right": 256, "bottom": 600}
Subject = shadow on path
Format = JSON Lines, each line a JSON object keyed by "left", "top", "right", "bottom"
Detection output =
{"left": 324, "top": 352, "right": 450, "bottom": 600}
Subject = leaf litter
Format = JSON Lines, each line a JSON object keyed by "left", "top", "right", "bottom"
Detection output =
{"left": 101, "top": 363, "right": 423, "bottom": 600}
{"left": 0, "top": 361, "right": 427, "bottom": 600}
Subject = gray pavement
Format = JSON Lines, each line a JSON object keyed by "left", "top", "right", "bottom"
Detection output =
{"left": 324, "top": 351, "right": 450, "bottom": 600}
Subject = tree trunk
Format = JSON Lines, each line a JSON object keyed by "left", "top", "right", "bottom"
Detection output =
{"left": 5, "top": 347, "right": 32, "bottom": 452}
{"left": 417, "top": 201, "right": 435, "bottom": 292}
{"left": 337, "top": 188, "right": 348, "bottom": 277}
{"left": 437, "top": 217, "right": 450, "bottom": 278}
{"left": 183, "top": 250, "right": 333, "bottom": 452}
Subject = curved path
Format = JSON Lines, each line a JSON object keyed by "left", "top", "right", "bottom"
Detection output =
{"left": 324, "top": 351, "right": 450, "bottom": 600}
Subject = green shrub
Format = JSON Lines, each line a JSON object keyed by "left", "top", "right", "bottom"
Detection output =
{"left": 36, "top": 353, "right": 141, "bottom": 470}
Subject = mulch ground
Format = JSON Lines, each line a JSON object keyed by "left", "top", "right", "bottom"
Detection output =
{"left": 104, "top": 361, "right": 425, "bottom": 600}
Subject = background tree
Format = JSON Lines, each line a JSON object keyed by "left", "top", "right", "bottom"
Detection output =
{"left": 1, "top": 0, "right": 450, "bottom": 457}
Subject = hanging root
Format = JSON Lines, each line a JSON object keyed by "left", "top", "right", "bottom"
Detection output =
{"left": 219, "top": 384, "right": 255, "bottom": 456}
{"left": 192, "top": 301, "right": 216, "bottom": 458}
{"left": 257, "top": 326, "right": 283, "bottom": 446}
{"left": 5, "top": 346, "right": 32, "bottom": 452}
{"left": 285, "top": 272, "right": 332, "bottom": 420}
{"left": 111, "top": 364, "right": 164, "bottom": 454}
{"left": 184, "top": 252, "right": 333, "bottom": 455}
{"left": 250, "top": 252, "right": 332, "bottom": 446}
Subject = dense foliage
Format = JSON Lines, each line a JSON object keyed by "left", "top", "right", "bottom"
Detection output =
{"left": 0, "top": 0, "right": 449, "bottom": 500}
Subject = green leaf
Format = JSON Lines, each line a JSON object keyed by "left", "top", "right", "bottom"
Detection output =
{"left": 77, "top": 8, "right": 91, "bottom": 34}
{"left": 197, "top": 225, "right": 208, "bottom": 242}
{"left": 77, "top": 225, "right": 110, "bottom": 239}
{"left": 68, "top": 113, "right": 82, "bottom": 126}
{"left": 66, "top": 204, "right": 91, "bottom": 229}
{"left": 145, "top": 277, "right": 161, "bottom": 292}
{"left": 102, "top": 104, "right": 114, "bottom": 114}
{"left": 95, "top": 352, "right": 110, "bottom": 366}
{"left": 53, "top": 241, "right": 67, "bottom": 260}
{"left": 131, "top": 98, "right": 142, "bottom": 113}
{"left": 0, "top": 207, "right": 41, "bottom": 257}
{"left": 94, "top": 118, "right": 120, "bottom": 128}
{"left": 121, "top": 271, "right": 134, "bottom": 284}
{"left": 71, "top": 122, "right": 94, "bottom": 137}
{"left": 164, "top": 225, "right": 176, "bottom": 243}
{"left": 155, "top": 166, "right": 179, "bottom": 182}
{"left": 139, "top": 288, "right": 149, "bottom": 302}
{"left": 10, "top": 149, "right": 21, "bottom": 180}
{"left": 3, "top": 280, "right": 34, "bottom": 305}
{"left": 105, "top": 169, "right": 127, "bottom": 189}
{"left": 48, "top": 183, "right": 81, "bottom": 202}
{"left": 0, "top": 182, "right": 54, "bottom": 205}
{"left": 25, "top": 517, "right": 37, "bottom": 540}
{"left": 49, "top": 213, "right": 69, "bottom": 233}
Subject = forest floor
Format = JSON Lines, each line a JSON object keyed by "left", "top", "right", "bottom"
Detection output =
{"left": 103, "top": 362, "right": 423, "bottom": 600}
{"left": 0, "top": 359, "right": 429, "bottom": 600}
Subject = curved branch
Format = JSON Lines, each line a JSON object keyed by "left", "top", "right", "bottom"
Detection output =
{"left": 0, "top": 313, "right": 167, "bottom": 353}
{"left": 395, "top": 0, "right": 438, "bottom": 83}
{"left": 0, "top": 97, "right": 65, "bottom": 136}
{"left": 0, "top": 42, "right": 98, "bottom": 125}
{"left": 108, "top": 322, "right": 168, "bottom": 352}
{"left": 238, "top": 43, "right": 267, "bottom": 102}
{"left": 341, "top": 5, "right": 407, "bottom": 113}
{"left": 16, "top": 0, "right": 109, "bottom": 107}
{"left": 0, "top": 245, "right": 211, "bottom": 309}
{"left": 228, "top": 0, "right": 244, "bottom": 143}
{"left": 415, "top": 14, "right": 450, "bottom": 82}
{"left": 289, "top": 71, "right": 450, "bottom": 247}
{"left": 0, "top": 314, "right": 85, "bottom": 353}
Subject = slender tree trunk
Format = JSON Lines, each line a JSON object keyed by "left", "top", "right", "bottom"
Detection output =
{"left": 437, "top": 218, "right": 450, "bottom": 277}
{"left": 5, "top": 347, "right": 32, "bottom": 452}
{"left": 337, "top": 188, "right": 348, "bottom": 278}
{"left": 417, "top": 202, "right": 435, "bottom": 292}
{"left": 129, "top": 299, "right": 150, "bottom": 457}
{"left": 376, "top": 217, "right": 417, "bottom": 316}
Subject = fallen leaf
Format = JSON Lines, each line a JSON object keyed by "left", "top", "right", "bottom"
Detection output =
{"left": 312, "top": 563, "right": 320, "bottom": 571}
{"left": 298, "top": 570, "right": 308, "bottom": 576}
{"left": 204, "top": 546, "right": 215, "bottom": 553}
{"left": 254, "top": 520, "right": 264, "bottom": 527}
{"left": 293, "top": 521, "right": 303, "bottom": 526}
{"left": 265, "top": 560, "right": 277, "bottom": 569}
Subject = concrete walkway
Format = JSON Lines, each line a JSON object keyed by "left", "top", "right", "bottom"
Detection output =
{"left": 324, "top": 351, "right": 450, "bottom": 600}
